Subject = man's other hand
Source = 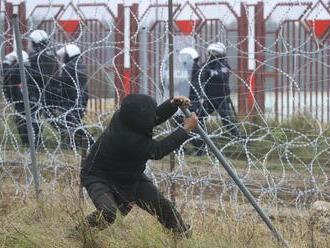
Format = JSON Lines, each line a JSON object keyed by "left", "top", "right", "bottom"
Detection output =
{"left": 183, "top": 112, "right": 198, "bottom": 132}
{"left": 172, "top": 96, "right": 190, "bottom": 108}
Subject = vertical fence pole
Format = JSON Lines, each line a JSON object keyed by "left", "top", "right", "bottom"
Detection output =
{"left": 168, "top": 0, "right": 176, "bottom": 202}
{"left": 238, "top": 3, "right": 248, "bottom": 116}
{"left": 0, "top": 6, "right": 5, "bottom": 63}
{"left": 130, "top": 3, "right": 139, "bottom": 93}
{"left": 5, "top": 2, "right": 13, "bottom": 55}
{"left": 0, "top": 1, "right": 4, "bottom": 62}
{"left": 79, "top": 137, "right": 87, "bottom": 201}
{"left": 275, "top": 29, "right": 279, "bottom": 122}
{"left": 12, "top": 14, "right": 40, "bottom": 200}
{"left": 123, "top": 5, "right": 131, "bottom": 96}
{"left": 155, "top": 0, "right": 160, "bottom": 99}
{"left": 255, "top": 1, "right": 265, "bottom": 114}
{"left": 139, "top": 26, "right": 148, "bottom": 94}
{"left": 18, "top": 2, "right": 27, "bottom": 50}
{"left": 114, "top": 4, "right": 125, "bottom": 104}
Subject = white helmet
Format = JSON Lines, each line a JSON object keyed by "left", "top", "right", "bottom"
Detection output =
{"left": 179, "top": 47, "right": 199, "bottom": 59}
{"left": 207, "top": 42, "right": 226, "bottom": 57}
{"left": 4, "top": 51, "right": 29, "bottom": 65}
{"left": 56, "top": 44, "right": 81, "bottom": 59}
{"left": 29, "top": 30, "right": 49, "bottom": 44}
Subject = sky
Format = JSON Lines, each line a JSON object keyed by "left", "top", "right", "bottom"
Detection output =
{"left": 2, "top": 0, "right": 329, "bottom": 24}
{"left": 3, "top": 0, "right": 327, "bottom": 16}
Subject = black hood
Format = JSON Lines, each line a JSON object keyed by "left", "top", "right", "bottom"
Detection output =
{"left": 119, "top": 94, "right": 157, "bottom": 135}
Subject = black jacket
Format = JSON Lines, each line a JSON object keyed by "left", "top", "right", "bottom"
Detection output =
{"left": 81, "top": 94, "right": 190, "bottom": 186}
{"left": 200, "top": 58, "right": 231, "bottom": 98}
{"left": 2, "top": 63, "right": 39, "bottom": 104}
{"left": 2, "top": 63, "right": 22, "bottom": 103}
{"left": 61, "top": 56, "right": 88, "bottom": 109}
{"left": 189, "top": 60, "right": 201, "bottom": 101}
{"left": 29, "top": 48, "right": 58, "bottom": 102}
{"left": 188, "top": 60, "right": 202, "bottom": 112}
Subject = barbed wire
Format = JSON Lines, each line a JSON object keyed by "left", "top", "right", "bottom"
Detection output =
{"left": 0, "top": 0, "right": 329, "bottom": 211}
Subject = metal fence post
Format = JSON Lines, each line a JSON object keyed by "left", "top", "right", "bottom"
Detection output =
{"left": 12, "top": 14, "right": 40, "bottom": 200}
{"left": 255, "top": 1, "right": 265, "bottom": 114}
{"left": 18, "top": 2, "right": 27, "bottom": 50}
{"left": 5, "top": 2, "right": 13, "bottom": 55}
{"left": 79, "top": 137, "right": 87, "bottom": 201}
{"left": 0, "top": 6, "right": 5, "bottom": 66}
{"left": 168, "top": 0, "right": 176, "bottom": 203}
{"left": 180, "top": 107, "right": 289, "bottom": 247}
{"left": 238, "top": 3, "right": 249, "bottom": 116}
{"left": 130, "top": 3, "right": 139, "bottom": 93}
{"left": 139, "top": 26, "right": 148, "bottom": 94}
{"left": 114, "top": 4, "right": 125, "bottom": 104}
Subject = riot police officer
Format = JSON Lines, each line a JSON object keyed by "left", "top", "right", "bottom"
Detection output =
{"left": 179, "top": 47, "right": 201, "bottom": 112}
{"left": 200, "top": 42, "right": 240, "bottom": 137}
{"left": 29, "top": 29, "right": 59, "bottom": 109}
{"left": 178, "top": 47, "right": 205, "bottom": 154}
{"left": 2, "top": 51, "right": 40, "bottom": 147}
{"left": 56, "top": 44, "right": 93, "bottom": 148}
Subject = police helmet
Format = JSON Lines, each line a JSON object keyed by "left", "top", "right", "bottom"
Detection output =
{"left": 29, "top": 30, "right": 49, "bottom": 45}
{"left": 179, "top": 47, "right": 199, "bottom": 60}
{"left": 56, "top": 44, "right": 81, "bottom": 59}
{"left": 207, "top": 42, "right": 226, "bottom": 57}
{"left": 4, "top": 51, "right": 30, "bottom": 65}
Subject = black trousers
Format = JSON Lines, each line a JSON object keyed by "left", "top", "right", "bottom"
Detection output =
{"left": 13, "top": 101, "right": 41, "bottom": 147}
{"left": 43, "top": 97, "right": 93, "bottom": 148}
{"left": 85, "top": 180, "right": 189, "bottom": 233}
{"left": 188, "top": 96, "right": 240, "bottom": 152}
{"left": 192, "top": 97, "right": 240, "bottom": 136}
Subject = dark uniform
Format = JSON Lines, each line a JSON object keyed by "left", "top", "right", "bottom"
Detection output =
{"left": 81, "top": 94, "right": 191, "bottom": 236}
{"left": 29, "top": 45, "right": 59, "bottom": 114}
{"left": 59, "top": 55, "right": 91, "bottom": 148}
{"left": 29, "top": 46, "right": 58, "bottom": 99}
{"left": 188, "top": 59, "right": 202, "bottom": 112}
{"left": 2, "top": 62, "right": 40, "bottom": 146}
{"left": 198, "top": 58, "right": 240, "bottom": 137}
{"left": 61, "top": 55, "right": 88, "bottom": 114}
{"left": 29, "top": 44, "right": 64, "bottom": 147}
{"left": 187, "top": 59, "right": 206, "bottom": 154}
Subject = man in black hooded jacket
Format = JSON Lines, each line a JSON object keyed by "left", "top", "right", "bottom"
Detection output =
{"left": 81, "top": 94, "right": 197, "bottom": 237}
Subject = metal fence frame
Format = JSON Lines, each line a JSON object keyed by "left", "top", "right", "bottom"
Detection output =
{"left": 3, "top": 0, "right": 330, "bottom": 121}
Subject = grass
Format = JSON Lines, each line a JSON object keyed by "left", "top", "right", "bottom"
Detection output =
{"left": 0, "top": 184, "right": 329, "bottom": 248}
{"left": 1, "top": 112, "right": 330, "bottom": 247}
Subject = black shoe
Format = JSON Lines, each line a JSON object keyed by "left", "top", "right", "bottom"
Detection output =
{"left": 85, "top": 211, "right": 109, "bottom": 230}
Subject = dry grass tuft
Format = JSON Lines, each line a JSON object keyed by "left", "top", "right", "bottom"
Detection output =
{"left": 0, "top": 185, "right": 329, "bottom": 248}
